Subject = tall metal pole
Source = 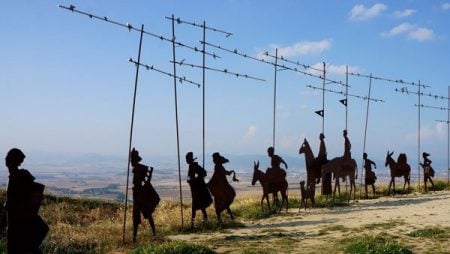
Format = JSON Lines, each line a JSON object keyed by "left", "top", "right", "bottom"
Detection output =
{"left": 361, "top": 74, "right": 372, "bottom": 191}
{"left": 345, "top": 65, "right": 349, "bottom": 131}
{"left": 418, "top": 81, "right": 421, "bottom": 191}
{"left": 202, "top": 21, "right": 206, "bottom": 169}
{"left": 322, "top": 62, "right": 326, "bottom": 134}
{"left": 123, "top": 24, "right": 144, "bottom": 243}
{"left": 272, "top": 48, "right": 278, "bottom": 149}
{"left": 171, "top": 15, "right": 184, "bottom": 227}
{"left": 448, "top": 86, "right": 449, "bottom": 185}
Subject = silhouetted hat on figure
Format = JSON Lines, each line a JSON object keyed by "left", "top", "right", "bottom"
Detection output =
{"left": 212, "top": 152, "right": 229, "bottom": 165}
{"left": 423, "top": 152, "right": 430, "bottom": 158}
{"left": 185, "top": 152, "right": 197, "bottom": 164}
{"left": 130, "top": 148, "right": 142, "bottom": 163}
{"left": 319, "top": 133, "right": 325, "bottom": 140}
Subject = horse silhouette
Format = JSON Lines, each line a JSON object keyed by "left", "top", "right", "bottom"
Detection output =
{"left": 384, "top": 151, "right": 411, "bottom": 195}
{"left": 251, "top": 161, "right": 288, "bottom": 213}
{"left": 321, "top": 157, "right": 357, "bottom": 203}
{"left": 299, "top": 138, "right": 332, "bottom": 195}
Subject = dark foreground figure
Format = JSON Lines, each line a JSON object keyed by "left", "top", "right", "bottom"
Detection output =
{"left": 207, "top": 152, "right": 239, "bottom": 223}
{"left": 420, "top": 152, "right": 435, "bottom": 192}
{"left": 5, "top": 148, "right": 48, "bottom": 253}
{"left": 130, "top": 148, "right": 160, "bottom": 242}
{"left": 186, "top": 152, "right": 212, "bottom": 227}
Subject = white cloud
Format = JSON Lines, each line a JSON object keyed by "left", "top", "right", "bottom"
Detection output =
{"left": 405, "top": 123, "right": 446, "bottom": 143}
{"left": 349, "top": 3, "right": 387, "bottom": 21}
{"left": 393, "top": 9, "right": 416, "bottom": 18}
{"left": 381, "top": 22, "right": 435, "bottom": 41}
{"left": 408, "top": 27, "right": 434, "bottom": 41}
{"left": 242, "top": 125, "right": 257, "bottom": 143}
{"left": 256, "top": 40, "right": 332, "bottom": 59}
{"left": 382, "top": 22, "right": 415, "bottom": 36}
{"left": 442, "top": 3, "right": 450, "bottom": 11}
{"left": 308, "top": 62, "right": 362, "bottom": 76}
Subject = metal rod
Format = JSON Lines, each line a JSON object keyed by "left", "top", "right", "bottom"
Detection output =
{"left": 448, "top": 85, "right": 449, "bottom": 185}
{"left": 58, "top": 5, "right": 220, "bottom": 58}
{"left": 322, "top": 62, "right": 325, "bottom": 135}
{"left": 201, "top": 41, "right": 347, "bottom": 87}
{"left": 129, "top": 59, "right": 200, "bottom": 87}
{"left": 165, "top": 16, "right": 232, "bottom": 37}
{"left": 306, "top": 85, "right": 384, "bottom": 102}
{"left": 414, "top": 104, "right": 450, "bottom": 111}
{"left": 171, "top": 14, "right": 184, "bottom": 228}
{"left": 348, "top": 71, "right": 429, "bottom": 88}
{"left": 345, "top": 66, "right": 349, "bottom": 130}
{"left": 361, "top": 74, "right": 372, "bottom": 192}
{"left": 170, "top": 60, "right": 266, "bottom": 82}
{"left": 273, "top": 48, "right": 278, "bottom": 148}
{"left": 202, "top": 21, "right": 206, "bottom": 169}
{"left": 123, "top": 24, "right": 144, "bottom": 244}
{"left": 395, "top": 88, "right": 448, "bottom": 100}
{"left": 418, "top": 81, "right": 421, "bottom": 191}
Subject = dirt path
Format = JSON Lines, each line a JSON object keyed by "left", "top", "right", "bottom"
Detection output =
{"left": 168, "top": 191, "right": 450, "bottom": 253}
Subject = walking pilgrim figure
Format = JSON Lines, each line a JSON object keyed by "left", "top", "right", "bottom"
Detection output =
{"left": 420, "top": 152, "right": 435, "bottom": 192}
{"left": 207, "top": 152, "right": 239, "bottom": 223}
{"left": 5, "top": 148, "right": 48, "bottom": 253}
{"left": 341, "top": 129, "right": 352, "bottom": 181}
{"left": 266, "top": 147, "right": 288, "bottom": 187}
{"left": 318, "top": 133, "right": 332, "bottom": 195}
{"left": 186, "top": 152, "right": 212, "bottom": 227}
{"left": 130, "top": 148, "right": 160, "bottom": 242}
{"left": 363, "top": 152, "right": 377, "bottom": 198}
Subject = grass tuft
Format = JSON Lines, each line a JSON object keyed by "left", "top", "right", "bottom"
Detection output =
{"left": 131, "top": 240, "right": 215, "bottom": 254}
{"left": 341, "top": 234, "right": 412, "bottom": 254}
{"left": 407, "top": 226, "right": 450, "bottom": 239}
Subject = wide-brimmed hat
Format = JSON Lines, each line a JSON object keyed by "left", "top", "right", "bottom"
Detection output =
{"left": 185, "top": 152, "right": 197, "bottom": 163}
{"left": 130, "top": 148, "right": 142, "bottom": 163}
{"left": 212, "top": 152, "right": 229, "bottom": 164}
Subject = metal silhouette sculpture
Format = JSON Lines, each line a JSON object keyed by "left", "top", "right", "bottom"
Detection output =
{"left": 420, "top": 152, "right": 435, "bottom": 192}
{"left": 251, "top": 161, "right": 288, "bottom": 212}
{"left": 130, "top": 148, "right": 160, "bottom": 242}
{"left": 321, "top": 157, "right": 358, "bottom": 203}
{"left": 384, "top": 151, "right": 411, "bottom": 195}
{"left": 5, "top": 148, "right": 48, "bottom": 253}
{"left": 186, "top": 152, "right": 213, "bottom": 227}
{"left": 299, "top": 137, "right": 332, "bottom": 195}
{"left": 207, "top": 153, "right": 239, "bottom": 223}
{"left": 299, "top": 180, "right": 315, "bottom": 211}
{"left": 266, "top": 147, "right": 287, "bottom": 186}
{"left": 363, "top": 153, "right": 377, "bottom": 198}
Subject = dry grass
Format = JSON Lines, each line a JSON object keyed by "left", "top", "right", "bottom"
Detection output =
{"left": 0, "top": 178, "right": 449, "bottom": 253}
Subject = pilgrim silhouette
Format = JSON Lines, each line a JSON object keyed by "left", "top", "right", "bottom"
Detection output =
{"left": 186, "top": 152, "right": 212, "bottom": 227}
{"left": 207, "top": 152, "right": 239, "bottom": 223}
{"left": 266, "top": 147, "right": 287, "bottom": 187}
{"left": 130, "top": 148, "right": 160, "bottom": 242}
{"left": 363, "top": 152, "right": 377, "bottom": 198}
{"left": 5, "top": 148, "right": 48, "bottom": 253}
{"left": 343, "top": 130, "right": 351, "bottom": 160}
{"left": 318, "top": 133, "right": 332, "bottom": 195}
{"left": 420, "top": 152, "right": 435, "bottom": 192}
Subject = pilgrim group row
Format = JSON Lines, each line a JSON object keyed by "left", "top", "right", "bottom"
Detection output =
{"left": 3, "top": 129, "right": 437, "bottom": 250}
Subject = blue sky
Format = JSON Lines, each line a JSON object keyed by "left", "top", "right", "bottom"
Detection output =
{"left": 1, "top": 1, "right": 450, "bottom": 171}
